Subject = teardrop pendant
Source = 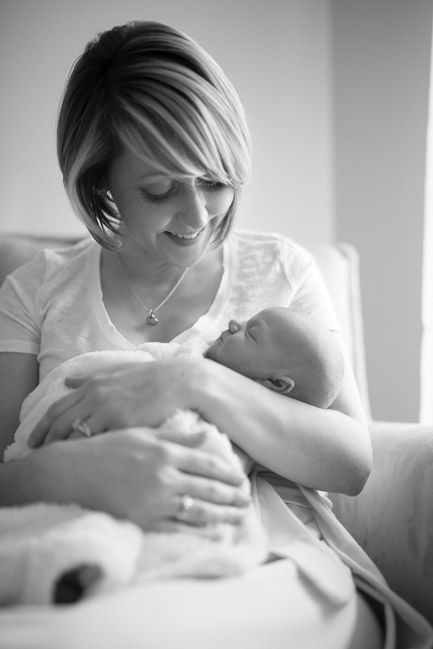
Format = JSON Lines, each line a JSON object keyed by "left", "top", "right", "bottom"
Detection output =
{"left": 146, "top": 310, "right": 159, "bottom": 326}
{"left": 116, "top": 253, "right": 189, "bottom": 328}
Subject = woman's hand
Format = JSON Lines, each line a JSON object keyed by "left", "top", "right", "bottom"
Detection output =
{"left": 28, "top": 426, "right": 250, "bottom": 531}
{"left": 29, "top": 357, "right": 202, "bottom": 448}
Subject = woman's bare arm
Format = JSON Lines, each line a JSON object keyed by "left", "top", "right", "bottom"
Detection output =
{"left": 193, "top": 346, "right": 371, "bottom": 496}
{"left": 0, "top": 352, "right": 39, "bottom": 459}
{"left": 27, "top": 341, "right": 371, "bottom": 497}
{"left": 0, "top": 352, "right": 43, "bottom": 507}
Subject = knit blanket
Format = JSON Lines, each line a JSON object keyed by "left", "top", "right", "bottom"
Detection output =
{"left": 1, "top": 347, "right": 267, "bottom": 606}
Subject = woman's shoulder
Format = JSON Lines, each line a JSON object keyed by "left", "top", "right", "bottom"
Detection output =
{"left": 28, "top": 237, "right": 96, "bottom": 285}
{"left": 3, "top": 237, "right": 97, "bottom": 303}
{"left": 42, "top": 236, "right": 95, "bottom": 267}
{"left": 9, "top": 236, "right": 93, "bottom": 272}
{"left": 230, "top": 228, "right": 314, "bottom": 270}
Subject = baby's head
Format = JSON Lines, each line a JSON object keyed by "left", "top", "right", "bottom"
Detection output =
{"left": 206, "top": 307, "right": 344, "bottom": 408}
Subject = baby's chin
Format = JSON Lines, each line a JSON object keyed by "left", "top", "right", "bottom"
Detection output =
{"left": 205, "top": 335, "right": 224, "bottom": 361}
{"left": 205, "top": 342, "right": 220, "bottom": 362}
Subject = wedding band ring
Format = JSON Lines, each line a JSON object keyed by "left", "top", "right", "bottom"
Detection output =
{"left": 176, "top": 494, "right": 195, "bottom": 522}
{"left": 71, "top": 417, "right": 93, "bottom": 438}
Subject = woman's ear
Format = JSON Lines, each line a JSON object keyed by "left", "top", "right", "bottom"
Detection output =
{"left": 257, "top": 376, "right": 295, "bottom": 395}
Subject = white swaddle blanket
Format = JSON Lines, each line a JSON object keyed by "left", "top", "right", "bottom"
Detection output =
{"left": 1, "top": 346, "right": 267, "bottom": 606}
{"left": 3, "top": 347, "right": 430, "bottom": 648}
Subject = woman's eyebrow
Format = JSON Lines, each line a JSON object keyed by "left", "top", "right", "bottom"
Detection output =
{"left": 137, "top": 172, "right": 170, "bottom": 182}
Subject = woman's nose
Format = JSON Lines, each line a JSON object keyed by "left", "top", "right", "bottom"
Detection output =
{"left": 178, "top": 185, "right": 208, "bottom": 229}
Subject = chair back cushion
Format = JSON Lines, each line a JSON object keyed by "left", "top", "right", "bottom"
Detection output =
{"left": 311, "top": 243, "right": 371, "bottom": 417}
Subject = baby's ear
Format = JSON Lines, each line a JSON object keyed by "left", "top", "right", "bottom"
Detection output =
{"left": 257, "top": 376, "right": 295, "bottom": 395}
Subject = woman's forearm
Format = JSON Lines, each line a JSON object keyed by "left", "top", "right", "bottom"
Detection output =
{"left": 0, "top": 445, "right": 67, "bottom": 507}
{"left": 191, "top": 359, "right": 372, "bottom": 496}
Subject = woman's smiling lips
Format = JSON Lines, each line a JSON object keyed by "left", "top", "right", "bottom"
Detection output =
{"left": 164, "top": 226, "right": 206, "bottom": 245}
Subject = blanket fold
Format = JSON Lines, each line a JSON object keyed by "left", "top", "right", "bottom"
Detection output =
{"left": 0, "top": 503, "right": 143, "bottom": 606}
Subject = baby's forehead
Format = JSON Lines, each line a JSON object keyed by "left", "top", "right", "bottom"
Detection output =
{"left": 253, "top": 307, "right": 301, "bottom": 330}
{"left": 253, "top": 308, "right": 316, "bottom": 350}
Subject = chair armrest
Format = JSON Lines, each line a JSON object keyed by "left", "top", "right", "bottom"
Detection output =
{"left": 330, "top": 421, "right": 433, "bottom": 624}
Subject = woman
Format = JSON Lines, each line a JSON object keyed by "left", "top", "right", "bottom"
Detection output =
{"left": 0, "top": 21, "right": 429, "bottom": 649}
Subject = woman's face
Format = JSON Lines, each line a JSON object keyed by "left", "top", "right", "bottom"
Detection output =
{"left": 107, "top": 147, "right": 234, "bottom": 269}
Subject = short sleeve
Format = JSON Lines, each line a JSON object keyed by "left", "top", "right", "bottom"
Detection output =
{"left": 0, "top": 253, "right": 46, "bottom": 355}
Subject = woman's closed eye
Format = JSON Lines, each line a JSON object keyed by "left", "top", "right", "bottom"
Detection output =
{"left": 140, "top": 182, "right": 179, "bottom": 203}
{"left": 140, "top": 178, "right": 226, "bottom": 203}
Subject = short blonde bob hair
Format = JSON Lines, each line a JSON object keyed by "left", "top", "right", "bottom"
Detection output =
{"left": 57, "top": 21, "right": 251, "bottom": 249}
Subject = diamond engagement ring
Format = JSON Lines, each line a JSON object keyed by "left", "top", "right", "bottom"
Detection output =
{"left": 176, "top": 494, "right": 195, "bottom": 522}
{"left": 71, "top": 417, "right": 93, "bottom": 438}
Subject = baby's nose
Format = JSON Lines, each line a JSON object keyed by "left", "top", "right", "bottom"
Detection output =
{"left": 228, "top": 319, "right": 241, "bottom": 333}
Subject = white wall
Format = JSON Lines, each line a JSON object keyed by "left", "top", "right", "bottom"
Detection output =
{"left": 0, "top": 0, "right": 334, "bottom": 246}
{"left": 333, "top": 0, "right": 433, "bottom": 421}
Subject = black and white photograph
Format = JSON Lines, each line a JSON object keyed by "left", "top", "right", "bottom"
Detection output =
{"left": 0, "top": 1, "right": 432, "bottom": 647}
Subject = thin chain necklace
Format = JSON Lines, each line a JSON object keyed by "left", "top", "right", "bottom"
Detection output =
{"left": 116, "top": 253, "right": 189, "bottom": 326}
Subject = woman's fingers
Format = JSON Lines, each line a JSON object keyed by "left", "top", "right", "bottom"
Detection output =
{"left": 38, "top": 406, "right": 93, "bottom": 445}
{"left": 28, "top": 389, "right": 84, "bottom": 447}
{"left": 125, "top": 432, "right": 250, "bottom": 525}
{"left": 153, "top": 519, "right": 237, "bottom": 537}
{"left": 65, "top": 413, "right": 107, "bottom": 441}
{"left": 165, "top": 443, "right": 251, "bottom": 527}
{"left": 171, "top": 496, "right": 247, "bottom": 527}
{"left": 178, "top": 473, "right": 250, "bottom": 508}
{"left": 29, "top": 409, "right": 251, "bottom": 529}
{"left": 174, "top": 443, "right": 246, "bottom": 486}
{"left": 64, "top": 376, "right": 87, "bottom": 389}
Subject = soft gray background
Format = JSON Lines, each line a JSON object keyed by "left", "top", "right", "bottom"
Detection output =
{"left": 1, "top": 0, "right": 432, "bottom": 422}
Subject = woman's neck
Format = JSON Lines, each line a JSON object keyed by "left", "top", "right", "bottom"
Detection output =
{"left": 103, "top": 244, "right": 222, "bottom": 296}
{"left": 99, "top": 243, "right": 225, "bottom": 345}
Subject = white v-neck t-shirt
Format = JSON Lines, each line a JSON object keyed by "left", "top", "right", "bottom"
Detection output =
{"left": 0, "top": 229, "right": 340, "bottom": 382}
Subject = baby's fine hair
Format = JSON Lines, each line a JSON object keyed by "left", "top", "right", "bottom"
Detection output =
{"left": 57, "top": 21, "right": 251, "bottom": 249}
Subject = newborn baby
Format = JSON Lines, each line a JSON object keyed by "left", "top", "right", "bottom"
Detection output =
{"left": 206, "top": 306, "right": 344, "bottom": 409}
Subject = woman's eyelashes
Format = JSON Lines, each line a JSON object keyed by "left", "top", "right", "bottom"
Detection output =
{"left": 139, "top": 178, "right": 227, "bottom": 203}
{"left": 139, "top": 183, "right": 179, "bottom": 203}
